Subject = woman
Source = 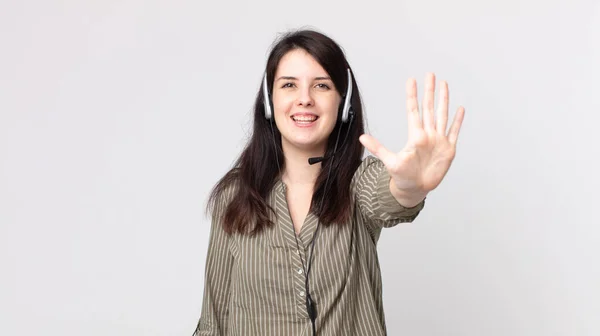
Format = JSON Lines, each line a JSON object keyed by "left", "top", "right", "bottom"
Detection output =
{"left": 193, "top": 29, "right": 465, "bottom": 336}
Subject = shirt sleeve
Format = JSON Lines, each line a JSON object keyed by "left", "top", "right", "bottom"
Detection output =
{"left": 354, "top": 156, "right": 426, "bottom": 230}
{"left": 193, "top": 191, "right": 235, "bottom": 336}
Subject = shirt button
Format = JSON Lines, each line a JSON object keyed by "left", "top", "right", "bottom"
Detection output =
{"left": 299, "top": 291, "right": 305, "bottom": 297}
{"left": 297, "top": 268, "right": 303, "bottom": 274}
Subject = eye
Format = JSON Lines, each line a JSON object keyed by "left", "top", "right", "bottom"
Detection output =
{"left": 281, "top": 82, "right": 295, "bottom": 88}
{"left": 315, "top": 83, "right": 331, "bottom": 90}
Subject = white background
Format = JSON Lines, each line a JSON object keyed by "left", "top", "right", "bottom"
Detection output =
{"left": 1, "top": 0, "right": 598, "bottom": 335}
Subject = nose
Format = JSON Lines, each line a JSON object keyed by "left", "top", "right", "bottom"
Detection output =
{"left": 296, "top": 86, "right": 314, "bottom": 107}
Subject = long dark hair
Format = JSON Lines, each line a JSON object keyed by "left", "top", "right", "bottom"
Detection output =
{"left": 207, "top": 29, "right": 366, "bottom": 235}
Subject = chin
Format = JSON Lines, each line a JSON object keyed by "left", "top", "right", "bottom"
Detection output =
{"left": 282, "top": 135, "right": 327, "bottom": 152}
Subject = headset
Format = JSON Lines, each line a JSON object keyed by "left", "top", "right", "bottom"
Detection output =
{"left": 262, "top": 67, "right": 355, "bottom": 335}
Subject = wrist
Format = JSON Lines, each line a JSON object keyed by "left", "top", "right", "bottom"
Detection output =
{"left": 389, "top": 178, "right": 427, "bottom": 208}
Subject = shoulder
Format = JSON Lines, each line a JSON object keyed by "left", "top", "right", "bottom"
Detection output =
{"left": 209, "top": 168, "right": 242, "bottom": 219}
{"left": 354, "top": 155, "right": 384, "bottom": 174}
{"left": 351, "top": 155, "right": 386, "bottom": 188}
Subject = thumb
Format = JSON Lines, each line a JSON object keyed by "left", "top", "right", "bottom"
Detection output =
{"left": 359, "top": 134, "right": 396, "bottom": 167}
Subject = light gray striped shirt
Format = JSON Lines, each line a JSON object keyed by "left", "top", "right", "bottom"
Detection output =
{"left": 194, "top": 156, "right": 425, "bottom": 335}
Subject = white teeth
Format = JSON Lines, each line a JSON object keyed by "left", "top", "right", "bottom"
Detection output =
{"left": 292, "top": 116, "right": 317, "bottom": 122}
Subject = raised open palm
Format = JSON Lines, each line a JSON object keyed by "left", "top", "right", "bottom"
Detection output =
{"left": 359, "top": 73, "right": 465, "bottom": 196}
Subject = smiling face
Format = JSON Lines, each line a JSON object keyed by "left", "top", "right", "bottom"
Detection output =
{"left": 272, "top": 48, "right": 342, "bottom": 156}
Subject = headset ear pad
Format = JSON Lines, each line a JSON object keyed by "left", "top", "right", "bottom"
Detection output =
{"left": 262, "top": 73, "right": 273, "bottom": 120}
{"left": 337, "top": 98, "right": 347, "bottom": 123}
{"left": 337, "top": 103, "right": 354, "bottom": 127}
{"left": 339, "top": 68, "right": 353, "bottom": 123}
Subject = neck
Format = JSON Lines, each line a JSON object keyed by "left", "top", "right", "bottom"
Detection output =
{"left": 280, "top": 142, "right": 324, "bottom": 187}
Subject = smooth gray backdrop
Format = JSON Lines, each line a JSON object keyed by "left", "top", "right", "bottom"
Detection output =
{"left": 1, "top": 0, "right": 598, "bottom": 335}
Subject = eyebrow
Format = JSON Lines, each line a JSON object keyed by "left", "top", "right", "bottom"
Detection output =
{"left": 275, "top": 76, "right": 332, "bottom": 81}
